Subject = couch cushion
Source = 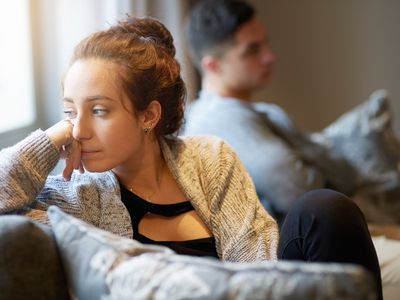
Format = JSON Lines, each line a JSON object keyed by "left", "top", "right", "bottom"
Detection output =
{"left": 48, "top": 205, "right": 377, "bottom": 300}
{"left": 311, "top": 89, "right": 400, "bottom": 223}
{"left": 0, "top": 214, "right": 69, "bottom": 300}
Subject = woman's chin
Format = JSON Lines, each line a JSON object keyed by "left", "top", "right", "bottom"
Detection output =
{"left": 81, "top": 162, "right": 109, "bottom": 173}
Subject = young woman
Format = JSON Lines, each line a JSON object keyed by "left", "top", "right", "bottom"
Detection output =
{"left": 0, "top": 16, "right": 381, "bottom": 298}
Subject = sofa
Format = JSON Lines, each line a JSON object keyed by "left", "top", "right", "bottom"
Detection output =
{"left": 0, "top": 206, "right": 377, "bottom": 300}
{"left": 307, "top": 89, "right": 400, "bottom": 300}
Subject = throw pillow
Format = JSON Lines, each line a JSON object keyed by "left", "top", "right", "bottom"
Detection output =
{"left": 0, "top": 215, "right": 69, "bottom": 300}
{"left": 47, "top": 206, "right": 172, "bottom": 300}
{"left": 48, "top": 205, "right": 376, "bottom": 300}
{"left": 311, "top": 89, "right": 400, "bottom": 223}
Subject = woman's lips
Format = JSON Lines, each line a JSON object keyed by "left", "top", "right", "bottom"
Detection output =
{"left": 80, "top": 150, "right": 100, "bottom": 159}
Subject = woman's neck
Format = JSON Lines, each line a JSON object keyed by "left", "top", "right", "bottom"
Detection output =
{"left": 113, "top": 138, "right": 165, "bottom": 196}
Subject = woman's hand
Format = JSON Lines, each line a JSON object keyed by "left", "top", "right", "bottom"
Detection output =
{"left": 61, "top": 139, "right": 84, "bottom": 181}
{"left": 45, "top": 120, "right": 84, "bottom": 181}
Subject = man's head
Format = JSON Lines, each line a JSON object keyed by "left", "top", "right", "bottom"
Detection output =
{"left": 186, "top": 0, "right": 275, "bottom": 99}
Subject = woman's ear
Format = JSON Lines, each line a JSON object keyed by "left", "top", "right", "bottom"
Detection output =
{"left": 141, "top": 100, "right": 161, "bottom": 133}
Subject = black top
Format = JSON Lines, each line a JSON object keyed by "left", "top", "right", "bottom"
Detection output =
{"left": 120, "top": 185, "right": 218, "bottom": 258}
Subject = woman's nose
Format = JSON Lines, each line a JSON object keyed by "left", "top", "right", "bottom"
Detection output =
{"left": 71, "top": 116, "right": 91, "bottom": 141}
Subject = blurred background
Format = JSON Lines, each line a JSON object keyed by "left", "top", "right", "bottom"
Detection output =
{"left": 1, "top": 0, "right": 399, "bottom": 148}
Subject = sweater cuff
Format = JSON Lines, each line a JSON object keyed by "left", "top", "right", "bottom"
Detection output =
{"left": 16, "top": 129, "right": 60, "bottom": 178}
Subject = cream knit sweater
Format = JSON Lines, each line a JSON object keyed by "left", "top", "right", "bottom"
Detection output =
{"left": 0, "top": 130, "right": 278, "bottom": 262}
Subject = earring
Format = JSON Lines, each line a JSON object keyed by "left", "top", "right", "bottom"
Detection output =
{"left": 143, "top": 123, "right": 153, "bottom": 133}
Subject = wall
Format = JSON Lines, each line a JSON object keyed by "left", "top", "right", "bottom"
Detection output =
{"left": 250, "top": 0, "right": 400, "bottom": 133}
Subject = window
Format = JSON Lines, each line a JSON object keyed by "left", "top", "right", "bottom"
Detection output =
{"left": 0, "top": 0, "right": 187, "bottom": 149}
{"left": 0, "top": 0, "right": 35, "bottom": 135}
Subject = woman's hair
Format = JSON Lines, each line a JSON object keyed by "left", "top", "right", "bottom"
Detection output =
{"left": 69, "top": 16, "right": 186, "bottom": 136}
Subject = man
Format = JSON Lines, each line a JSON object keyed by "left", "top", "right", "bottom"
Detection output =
{"left": 183, "top": 0, "right": 355, "bottom": 221}
{"left": 183, "top": 3, "right": 399, "bottom": 299}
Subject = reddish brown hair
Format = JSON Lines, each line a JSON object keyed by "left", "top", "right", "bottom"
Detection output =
{"left": 69, "top": 16, "right": 186, "bottom": 136}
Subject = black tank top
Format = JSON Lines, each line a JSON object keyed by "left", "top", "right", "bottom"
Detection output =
{"left": 120, "top": 185, "right": 218, "bottom": 258}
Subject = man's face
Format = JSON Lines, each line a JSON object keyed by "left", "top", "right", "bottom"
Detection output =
{"left": 218, "top": 17, "right": 275, "bottom": 96}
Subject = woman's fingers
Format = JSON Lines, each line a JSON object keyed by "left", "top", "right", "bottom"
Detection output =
{"left": 62, "top": 139, "right": 82, "bottom": 181}
{"left": 78, "top": 161, "right": 85, "bottom": 174}
{"left": 60, "top": 145, "right": 70, "bottom": 160}
{"left": 46, "top": 119, "right": 84, "bottom": 180}
{"left": 45, "top": 119, "right": 74, "bottom": 150}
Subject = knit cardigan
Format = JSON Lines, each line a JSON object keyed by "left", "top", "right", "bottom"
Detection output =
{"left": 0, "top": 130, "right": 278, "bottom": 262}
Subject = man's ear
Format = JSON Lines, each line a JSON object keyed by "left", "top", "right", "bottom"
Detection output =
{"left": 141, "top": 100, "right": 161, "bottom": 132}
{"left": 201, "top": 55, "right": 221, "bottom": 74}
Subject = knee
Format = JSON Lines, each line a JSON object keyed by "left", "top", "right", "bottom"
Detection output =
{"left": 290, "top": 188, "right": 365, "bottom": 223}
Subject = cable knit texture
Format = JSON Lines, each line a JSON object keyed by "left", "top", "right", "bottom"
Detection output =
{"left": 0, "top": 130, "right": 278, "bottom": 262}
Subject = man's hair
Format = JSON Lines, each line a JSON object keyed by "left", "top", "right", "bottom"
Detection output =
{"left": 186, "top": 0, "right": 254, "bottom": 70}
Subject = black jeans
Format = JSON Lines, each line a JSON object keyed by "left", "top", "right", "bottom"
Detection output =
{"left": 278, "top": 188, "right": 383, "bottom": 300}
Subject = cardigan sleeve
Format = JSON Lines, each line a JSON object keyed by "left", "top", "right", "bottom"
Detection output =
{"left": 210, "top": 141, "right": 279, "bottom": 262}
{"left": 0, "top": 130, "right": 104, "bottom": 226}
{"left": 0, "top": 130, "right": 61, "bottom": 214}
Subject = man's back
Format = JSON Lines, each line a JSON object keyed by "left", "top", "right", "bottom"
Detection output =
{"left": 183, "top": 90, "right": 325, "bottom": 218}
{"left": 185, "top": 0, "right": 326, "bottom": 219}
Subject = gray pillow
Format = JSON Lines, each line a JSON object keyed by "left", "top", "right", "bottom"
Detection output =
{"left": 48, "top": 206, "right": 174, "bottom": 300}
{"left": 311, "top": 89, "right": 400, "bottom": 223}
{"left": 0, "top": 214, "right": 69, "bottom": 300}
{"left": 48, "top": 205, "right": 376, "bottom": 300}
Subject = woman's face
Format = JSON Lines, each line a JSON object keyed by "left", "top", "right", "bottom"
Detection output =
{"left": 63, "top": 58, "right": 146, "bottom": 172}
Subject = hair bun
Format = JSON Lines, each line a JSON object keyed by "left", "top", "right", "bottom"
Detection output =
{"left": 117, "top": 16, "right": 176, "bottom": 57}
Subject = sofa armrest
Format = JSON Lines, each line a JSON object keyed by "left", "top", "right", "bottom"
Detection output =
{"left": 0, "top": 214, "right": 70, "bottom": 300}
{"left": 369, "top": 223, "right": 400, "bottom": 240}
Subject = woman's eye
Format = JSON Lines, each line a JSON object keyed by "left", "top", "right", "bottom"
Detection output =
{"left": 93, "top": 108, "right": 107, "bottom": 116}
{"left": 63, "top": 110, "right": 77, "bottom": 118}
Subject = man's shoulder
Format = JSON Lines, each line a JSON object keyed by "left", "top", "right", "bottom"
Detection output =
{"left": 252, "top": 101, "right": 295, "bottom": 129}
{"left": 252, "top": 101, "right": 287, "bottom": 116}
{"left": 188, "top": 91, "right": 250, "bottom": 113}
{"left": 185, "top": 94, "right": 258, "bottom": 127}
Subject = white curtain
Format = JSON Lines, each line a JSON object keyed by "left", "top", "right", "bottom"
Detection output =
{"left": 32, "top": 0, "right": 133, "bottom": 127}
